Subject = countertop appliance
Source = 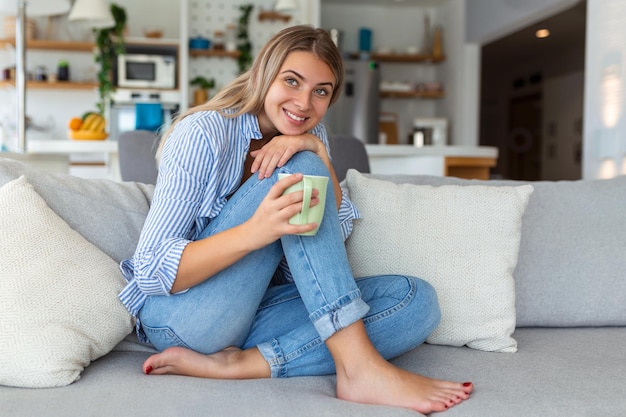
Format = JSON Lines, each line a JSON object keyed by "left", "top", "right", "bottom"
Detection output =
{"left": 412, "top": 117, "right": 448, "bottom": 147}
{"left": 117, "top": 53, "right": 176, "bottom": 89}
{"left": 109, "top": 90, "right": 180, "bottom": 140}
{"left": 323, "top": 59, "right": 380, "bottom": 144}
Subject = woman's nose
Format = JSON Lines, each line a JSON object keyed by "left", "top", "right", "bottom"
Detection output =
{"left": 294, "top": 90, "right": 311, "bottom": 110}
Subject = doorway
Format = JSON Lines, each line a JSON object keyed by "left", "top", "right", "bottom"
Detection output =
{"left": 506, "top": 94, "right": 542, "bottom": 180}
{"left": 479, "top": 2, "right": 586, "bottom": 180}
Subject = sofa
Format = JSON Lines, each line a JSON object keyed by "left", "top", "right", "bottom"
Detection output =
{"left": 0, "top": 139, "right": 625, "bottom": 417}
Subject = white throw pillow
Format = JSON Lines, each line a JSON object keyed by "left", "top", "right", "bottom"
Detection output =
{"left": 0, "top": 176, "right": 134, "bottom": 388}
{"left": 345, "top": 171, "right": 533, "bottom": 353}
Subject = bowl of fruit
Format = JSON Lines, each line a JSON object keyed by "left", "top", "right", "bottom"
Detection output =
{"left": 68, "top": 112, "right": 108, "bottom": 140}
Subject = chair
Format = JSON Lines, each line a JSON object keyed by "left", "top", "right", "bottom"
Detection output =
{"left": 329, "top": 134, "right": 371, "bottom": 182}
{"left": 117, "top": 130, "right": 160, "bottom": 184}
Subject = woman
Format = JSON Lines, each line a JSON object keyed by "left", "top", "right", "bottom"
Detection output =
{"left": 119, "top": 25, "right": 473, "bottom": 414}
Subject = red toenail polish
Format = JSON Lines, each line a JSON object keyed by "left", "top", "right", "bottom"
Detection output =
{"left": 463, "top": 382, "right": 472, "bottom": 387}
{"left": 145, "top": 366, "right": 153, "bottom": 374}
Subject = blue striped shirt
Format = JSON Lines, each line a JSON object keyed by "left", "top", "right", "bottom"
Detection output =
{"left": 119, "top": 111, "right": 360, "bottom": 342}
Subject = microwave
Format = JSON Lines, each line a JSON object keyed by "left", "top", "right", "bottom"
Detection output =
{"left": 117, "top": 54, "right": 176, "bottom": 89}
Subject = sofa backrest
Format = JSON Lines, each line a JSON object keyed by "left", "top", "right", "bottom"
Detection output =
{"left": 3, "top": 156, "right": 624, "bottom": 328}
{"left": 0, "top": 157, "right": 154, "bottom": 264}
{"left": 361, "top": 173, "right": 626, "bottom": 328}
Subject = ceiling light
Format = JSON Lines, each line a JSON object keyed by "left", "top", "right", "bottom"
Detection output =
{"left": 68, "top": 0, "right": 115, "bottom": 29}
{"left": 535, "top": 29, "right": 550, "bottom": 39}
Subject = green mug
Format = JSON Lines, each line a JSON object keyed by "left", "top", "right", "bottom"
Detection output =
{"left": 278, "top": 173, "right": 329, "bottom": 236}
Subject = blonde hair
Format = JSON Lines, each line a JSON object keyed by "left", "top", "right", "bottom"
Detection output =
{"left": 157, "top": 25, "right": 344, "bottom": 158}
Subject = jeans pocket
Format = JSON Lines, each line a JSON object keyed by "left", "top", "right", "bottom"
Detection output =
{"left": 141, "top": 324, "right": 191, "bottom": 352}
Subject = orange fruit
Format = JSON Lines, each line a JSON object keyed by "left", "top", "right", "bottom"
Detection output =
{"left": 68, "top": 117, "right": 82, "bottom": 131}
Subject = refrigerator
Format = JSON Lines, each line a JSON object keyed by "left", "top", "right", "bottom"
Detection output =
{"left": 324, "top": 59, "right": 380, "bottom": 144}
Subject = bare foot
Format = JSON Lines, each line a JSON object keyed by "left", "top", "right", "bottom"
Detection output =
{"left": 336, "top": 357, "right": 473, "bottom": 414}
{"left": 143, "top": 346, "right": 270, "bottom": 379}
{"left": 327, "top": 321, "right": 473, "bottom": 414}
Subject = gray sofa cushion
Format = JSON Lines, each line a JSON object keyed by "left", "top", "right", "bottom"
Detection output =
{"left": 0, "top": 157, "right": 154, "bottom": 263}
{"left": 2, "top": 328, "right": 624, "bottom": 417}
{"left": 361, "top": 172, "right": 626, "bottom": 328}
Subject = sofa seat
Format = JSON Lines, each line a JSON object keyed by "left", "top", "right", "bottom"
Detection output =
{"left": 2, "top": 327, "right": 623, "bottom": 417}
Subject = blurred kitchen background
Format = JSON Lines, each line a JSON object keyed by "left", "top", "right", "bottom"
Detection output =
{"left": 0, "top": 0, "right": 624, "bottom": 181}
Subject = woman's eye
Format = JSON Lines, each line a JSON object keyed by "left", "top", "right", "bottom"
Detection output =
{"left": 315, "top": 88, "right": 329, "bottom": 97}
{"left": 285, "top": 78, "right": 298, "bottom": 87}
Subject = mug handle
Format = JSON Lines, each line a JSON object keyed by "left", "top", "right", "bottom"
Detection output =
{"left": 300, "top": 176, "right": 312, "bottom": 224}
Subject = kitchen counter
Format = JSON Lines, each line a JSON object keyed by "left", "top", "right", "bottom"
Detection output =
{"left": 364, "top": 145, "right": 498, "bottom": 179}
{"left": 16, "top": 139, "right": 121, "bottom": 181}
{"left": 27, "top": 139, "right": 118, "bottom": 154}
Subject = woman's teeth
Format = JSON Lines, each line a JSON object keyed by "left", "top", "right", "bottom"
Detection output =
{"left": 286, "top": 110, "right": 305, "bottom": 121}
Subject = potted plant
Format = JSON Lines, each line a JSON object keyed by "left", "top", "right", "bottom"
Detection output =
{"left": 92, "top": 3, "right": 127, "bottom": 116}
{"left": 57, "top": 60, "right": 69, "bottom": 81}
{"left": 236, "top": 4, "right": 254, "bottom": 74}
{"left": 190, "top": 76, "right": 215, "bottom": 106}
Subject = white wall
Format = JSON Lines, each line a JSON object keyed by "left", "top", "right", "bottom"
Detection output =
{"left": 435, "top": 0, "right": 479, "bottom": 147}
{"left": 582, "top": 0, "right": 626, "bottom": 179}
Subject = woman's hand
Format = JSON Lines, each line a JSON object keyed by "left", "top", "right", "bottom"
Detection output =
{"left": 244, "top": 173, "right": 320, "bottom": 249}
{"left": 250, "top": 133, "right": 326, "bottom": 179}
{"left": 173, "top": 173, "right": 318, "bottom": 293}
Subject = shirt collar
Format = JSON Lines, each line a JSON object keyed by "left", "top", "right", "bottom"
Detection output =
{"left": 240, "top": 113, "right": 264, "bottom": 141}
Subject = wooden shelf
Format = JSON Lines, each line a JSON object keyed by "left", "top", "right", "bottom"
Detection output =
{"left": 380, "top": 90, "right": 444, "bottom": 99}
{"left": 125, "top": 37, "right": 179, "bottom": 47}
{"left": 189, "top": 49, "right": 240, "bottom": 58}
{"left": 375, "top": 53, "right": 445, "bottom": 63}
{"left": 0, "top": 38, "right": 183, "bottom": 51}
{"left": 0, "top": 38, "right": 94, "bottom": 51}
{"left": 258, "top": 10, "right": 292, "bottom": 22}
{"left": 0, "top": 80, "right": 97, "bottom": 90}
{"left": 349, "top": 52, "right": 445, "bottom": 63}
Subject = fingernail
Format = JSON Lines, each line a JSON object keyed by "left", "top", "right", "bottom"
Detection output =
{"left": 145, "top": 365, "right": 153, "bottom": 374}
{"left": 463, "top": 382, "right": 472, "bottom": 387}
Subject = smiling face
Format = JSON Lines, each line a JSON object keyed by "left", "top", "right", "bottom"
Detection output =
{"left": 258, "top": 51, "right": 336, "bottom": 137}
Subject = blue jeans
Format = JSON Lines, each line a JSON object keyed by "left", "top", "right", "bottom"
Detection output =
{"left": 139, "top": 151, "right": 441, "bottom": 377}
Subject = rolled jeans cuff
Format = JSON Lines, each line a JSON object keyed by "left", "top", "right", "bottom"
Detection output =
{"left": 310, "top": 290, "right": 370, "bottom": 342}
{"left": 257, "top": 338, "right": 285, "bottom": 378}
